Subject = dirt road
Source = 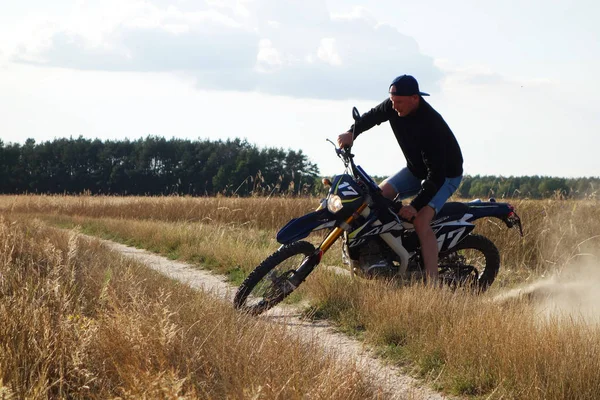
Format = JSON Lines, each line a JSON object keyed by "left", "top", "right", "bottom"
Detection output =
{"left": 100, "top": 238, "right": 451, "bottom": 400}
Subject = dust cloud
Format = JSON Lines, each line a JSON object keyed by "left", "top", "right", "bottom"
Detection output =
{"left": 493, "top": 258, "right": 600, "bottom": 324}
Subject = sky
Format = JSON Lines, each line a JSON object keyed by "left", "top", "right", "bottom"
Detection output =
{"left": 1, "top": 0, "right": 599, "bottom": 178}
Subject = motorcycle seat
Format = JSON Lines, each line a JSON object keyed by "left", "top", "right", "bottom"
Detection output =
{"left": 436, "top": 202, "right": 469, "bottom": 219}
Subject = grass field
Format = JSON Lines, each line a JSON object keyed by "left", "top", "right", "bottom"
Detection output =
{"left": 0, "top": 214, "right": 373, "bottom": 398}
{"left": 1, "top": 194, "right": 600, "bottom": 398}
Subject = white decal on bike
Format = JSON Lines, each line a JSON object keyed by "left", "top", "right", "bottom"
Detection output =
{"left": 433, "top": 214, "right": 474, "bottom": 228}
{"left": 338, "top": 182, "right": 358, "bottom": 196}
{"left": 314, "top": 221, "right": 336, "bottom": 231}
{"left": 363, "top": 221, "right": 400, "bottom": 237}
{"left": 349, "top": 238, "right": 366, "bottom": 248}
{"left": 436, "top": 233, "right": 446, "bottom": 251}
{"left": 431, "top": 216, "right": 449, "bottom": 225}
{"left": 447, "top": 227, "right": 467, "bottom": 249}
{"left": 349, "top": 221, "right": 370, "bottom": 239}
{"left": 436, "top": 227, "right": 467, "bottom": 250}
{"left": 364, "top": 226, "right": 383, "bottom": 236}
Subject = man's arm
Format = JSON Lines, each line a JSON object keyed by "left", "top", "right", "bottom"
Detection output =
{"left": 410, "top": 121, "right": 448, "bottom": 211}
{"left": 348, "top": 98, "right": 393, "bottom": 140}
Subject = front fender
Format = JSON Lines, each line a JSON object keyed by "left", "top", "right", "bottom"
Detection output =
{"left": 277, "top": 208, "right": 336, "bottom": 244}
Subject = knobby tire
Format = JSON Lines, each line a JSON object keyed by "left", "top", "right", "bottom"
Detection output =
{"left": 234, "top": 241, "right": 316, "bottom": 315}
{"left": 439, "top": 234, "right": 500, "bottom": 291}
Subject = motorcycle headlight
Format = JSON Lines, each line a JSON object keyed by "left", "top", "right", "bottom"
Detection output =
{"left": 327, "top": 194, "right": 343, "bottom": 214}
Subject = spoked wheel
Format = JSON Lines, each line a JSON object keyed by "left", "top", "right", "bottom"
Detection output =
{"left": 234, "top": 241, "right": 316, "bottom": 315}
{"left": 438, "top": 234, "right": 500, "bottom": 292}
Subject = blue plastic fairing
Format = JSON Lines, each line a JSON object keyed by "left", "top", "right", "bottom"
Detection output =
{"left": 437, "top": 201, "right": 514, "bottom": 221}
{"left": 276, "top": 208, "right": 336, "bottom": 244}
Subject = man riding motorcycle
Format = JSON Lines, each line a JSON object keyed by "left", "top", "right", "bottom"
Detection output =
{"left": 337, "top": 74, "right": 464, "bottom": 284}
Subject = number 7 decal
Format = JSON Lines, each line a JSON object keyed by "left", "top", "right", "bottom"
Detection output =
{"left": 437, "top": 227, "right": 467, "bottom": 250}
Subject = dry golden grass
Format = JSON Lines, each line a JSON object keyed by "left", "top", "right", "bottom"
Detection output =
{"left": 468, "top": 198, "right": 600, "bottom": 274}
{"left": 3, "top": 195, "right": 600, "bottom": 399}
{"left": 303, "top": 269, "right": 600, "bottom": 399}
{"left": 0, "top": 194, "right": 315, "bottom": 230}
{"left": 2, "top": 195, "right": 599, "bottom": 274}
{"left": 42, "top": 214, "right": 280, "bottom": 280}
{"left": 0, "top": 215, "right": 374, "bottom": 399}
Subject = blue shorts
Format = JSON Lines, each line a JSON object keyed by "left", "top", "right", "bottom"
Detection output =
{"left": 383, "top": 167, "right": 462, "bottom": 214}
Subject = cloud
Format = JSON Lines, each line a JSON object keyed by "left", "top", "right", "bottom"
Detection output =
{"left": 256, "top": 38, "right": 282, "bottom": 71}
{"left": 13, "top": 1, "right": 443, "bottom": 100}
{"left": 317, "top": 38, "right": 342, "bottom": 66}
{"left": 434, "top": 61, "right": 507, "bottom": 86}
{"left": 436, "top": 59, "right": 561, "bottom": 91}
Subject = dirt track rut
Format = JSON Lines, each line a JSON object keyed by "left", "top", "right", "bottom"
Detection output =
{"left": 99, "top": 237, "right": 451, "bottom": 400}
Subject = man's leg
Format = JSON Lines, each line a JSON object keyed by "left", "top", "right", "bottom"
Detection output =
{"left": 412, "top": 206, "right": 438, "bottom": 283}
{"left": 382, "top": 168, "right": 436, "bottom": 280}
{"left": 416, "top": 175, "right": 463, "bottom": 284}
{"left": 380, "top": 168, "right": 422, "bottom": 200}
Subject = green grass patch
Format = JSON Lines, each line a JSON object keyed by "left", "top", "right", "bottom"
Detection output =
{"left": 227, "top": 266, "right": 246, "bottom": 286}
{"left": 302, "top": 300, "right": 366, "bottom": 338}
{"left": 374, "top": 343, "right": 410, "bottom": 366}
{"left": 282, "top": 288, "right": 305, "bottom": 305}
{"left": 417, "top": 348, "right": 445, "bottom": 378}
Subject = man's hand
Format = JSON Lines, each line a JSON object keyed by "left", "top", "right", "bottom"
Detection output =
{"left": 337, "top": 131, "right": 354, "bottom": 148}
{"left": 399, "top": 205, "right": 417, "bottom": 221}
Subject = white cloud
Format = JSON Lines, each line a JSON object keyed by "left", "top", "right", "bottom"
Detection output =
{"left": 256, "top": 38, "right": 282, "bottom": 71}
{"left": 331, "top": 5, "right": 377, "bottom": 25}
{"left": 436, "top": 59, "right": 561, "bottom": 91}
{"left": 10, "top": 0, "right": 441, "bottom": 100}
{"left": 162, "top": 23, "right": 191, "bottom": 34}
{"left": 205, "top": 0, "right": 252, "bottom": 19}
{"left": 317, "top": 38, "right": 342, "bottom": 66}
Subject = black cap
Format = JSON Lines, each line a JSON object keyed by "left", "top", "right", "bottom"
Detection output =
{"left": 389, "top": 75, "right": 430, "bottom": 96}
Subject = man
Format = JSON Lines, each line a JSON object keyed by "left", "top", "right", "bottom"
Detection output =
{"left": 337, "top": 74, "right": 463, "bottom": 283}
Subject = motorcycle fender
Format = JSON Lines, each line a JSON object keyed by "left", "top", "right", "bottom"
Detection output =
{"left": 277, "top": 208, "right": 336, "bottom": 244}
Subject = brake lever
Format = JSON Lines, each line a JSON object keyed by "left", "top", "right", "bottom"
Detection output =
{"left": 326, "top": 139, "right": 344, "bottom": 158}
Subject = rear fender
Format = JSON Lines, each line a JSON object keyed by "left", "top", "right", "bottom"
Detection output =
{"left": 466, "top": 201, "right": 512, "bottom": 219}
{"left": 466, "top": 200, "right": 523, "bottom": 235}
{"left": 276, "top": 208, "right": 336, "bottom": 244}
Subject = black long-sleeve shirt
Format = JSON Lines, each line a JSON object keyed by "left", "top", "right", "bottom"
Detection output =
{"left": 349, "top": 97, "right": 463, "bottom": 210}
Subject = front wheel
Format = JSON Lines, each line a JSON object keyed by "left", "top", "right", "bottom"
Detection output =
{"left": 234, "top": 241, "right": 316, "bottom": 315}
{"left": 438, "top": 234, "right": 500, "bottom": 292}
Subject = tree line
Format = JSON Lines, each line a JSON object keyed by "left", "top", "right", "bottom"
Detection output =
{"left": 0, "top": 136, "right": 598, "bottom": 198}
{"left": 0, "top": 137, "right": 319, "bottom": 196}
{"left": 456, "top": 174, "right": 600, "bottom": 200}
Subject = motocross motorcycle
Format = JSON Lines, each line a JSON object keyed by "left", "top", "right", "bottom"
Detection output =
{"left": 234, "top": 107, "right": 523, "bottom": 316}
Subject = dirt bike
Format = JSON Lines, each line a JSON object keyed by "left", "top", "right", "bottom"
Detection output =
{"left": 234, "top": 107, "right": 523, "bottom": 316}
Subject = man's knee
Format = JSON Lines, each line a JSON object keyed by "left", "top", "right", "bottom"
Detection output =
{"left": 379, "top": 181, "right": 397, "bottom": 200}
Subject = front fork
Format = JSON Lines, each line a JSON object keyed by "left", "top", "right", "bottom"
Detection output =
{"left": 287, "top": 203, "right": 369, "bottom": 288}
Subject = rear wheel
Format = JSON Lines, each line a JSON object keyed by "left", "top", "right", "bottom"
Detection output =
{"left": 234, "top": 241, "right": 316, "bottom": 315}
{"left": 438, "top": 234, "right": 500, "bottom": 291}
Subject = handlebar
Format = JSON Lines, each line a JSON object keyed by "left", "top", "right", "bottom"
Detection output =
{"left": 338, "top": 146, "right": 353, "bottom": 163}
{"left": 326, "top": 139, "right": 355, "bottom": 169}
